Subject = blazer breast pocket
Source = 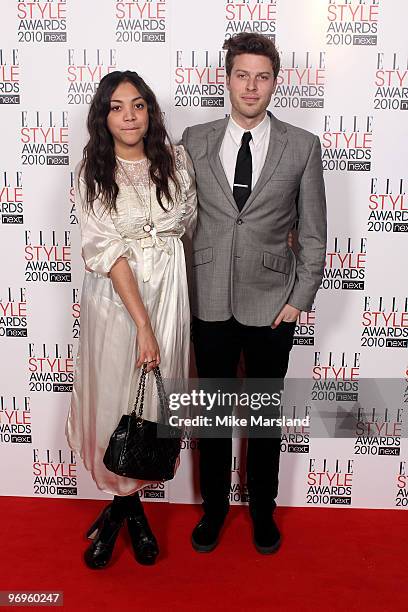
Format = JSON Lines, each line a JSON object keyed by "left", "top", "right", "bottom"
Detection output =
{"left": 266, "top": 178, "right": 299, "bottom": 205}
{"left": 192, "top": 246, "right": 213, "bottom": 267}
{"left": 268, "top": 177, "right": 299, "bottom": 192}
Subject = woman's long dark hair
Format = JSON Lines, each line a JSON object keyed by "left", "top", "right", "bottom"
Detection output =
{"left": 81, "top": 70, "right": 180, "bottom": 213}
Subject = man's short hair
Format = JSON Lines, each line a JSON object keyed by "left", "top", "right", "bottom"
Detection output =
{"left": 223, "top": 33, "right": 280, "bottom": 79}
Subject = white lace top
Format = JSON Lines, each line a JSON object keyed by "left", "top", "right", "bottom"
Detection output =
{"left": 113, "top": 144, "right": 196, "bottom": 241}
{"left": 76, "top": 144, "right": 197, "bottom": 278}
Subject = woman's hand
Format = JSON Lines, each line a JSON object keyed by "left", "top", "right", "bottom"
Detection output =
{"left": 287, "top": 228, "right": 299, "bottom": 253}
{"left": 136, "top": 322, "right": 161, "bottom": 372}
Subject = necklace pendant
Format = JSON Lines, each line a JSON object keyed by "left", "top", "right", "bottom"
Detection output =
{"left": 143, "top": 222, "right": 154, "bottom": 234}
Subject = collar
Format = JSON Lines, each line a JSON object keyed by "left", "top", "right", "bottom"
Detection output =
{"left": 227, "top": 112, "right": 270, "bottom": 148}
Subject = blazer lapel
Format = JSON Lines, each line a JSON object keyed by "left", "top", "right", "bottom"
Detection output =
{"left": 207, "top": 121, "right": 239, "bottom": 212}
{"left": 241, "top": 114, "right": 288, "bottom": 213}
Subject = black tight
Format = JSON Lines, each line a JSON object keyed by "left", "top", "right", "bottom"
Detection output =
{"left": 110, "top": 491, "right": 142, "bottom": 520}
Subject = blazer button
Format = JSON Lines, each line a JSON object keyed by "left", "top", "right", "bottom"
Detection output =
{"left": 236, "top": 219, "right": 243, "bottom": 225}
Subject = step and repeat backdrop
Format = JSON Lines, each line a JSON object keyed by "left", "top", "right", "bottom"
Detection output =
{"left": 0, "top": 0, "right": 407, "bottom": 510}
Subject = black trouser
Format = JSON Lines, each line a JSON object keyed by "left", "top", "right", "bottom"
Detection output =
{"left": 192, "top": 315, "right": 296, "bottom": 519}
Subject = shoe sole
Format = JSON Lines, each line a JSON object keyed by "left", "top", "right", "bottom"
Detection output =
{"left": 84, "top": 559, "right": 110, "bottom": 569}
{"left": 253, "top": 537, "right": 281, "bottom": 554}
{"left": 191, "top": 535, "right": 220, "bottom": 553}
{"left": 83, "top": 550, "right": 111, "bottom": 569}
{"left": 135, "top": 556, "right": 158, "bottom": 565}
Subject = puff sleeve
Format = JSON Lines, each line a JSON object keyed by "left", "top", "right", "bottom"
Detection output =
{"left": 75, "top": 163, "right": 131, "bottom": 276}
{"left": 178, "top": 145, "right": 197, "bottom": 240}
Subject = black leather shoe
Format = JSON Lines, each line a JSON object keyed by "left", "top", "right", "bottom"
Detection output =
{"left": 126, "top": 499, "right": 159, "bottom": 565}
{"left": 191, "top": 514, "right": 227, "bottom": 552}
{"left": 84, "top": 503, "right": 124, "bottom": 569}
{"left": 251, "top": 515, "right": 281, "bottom": 554}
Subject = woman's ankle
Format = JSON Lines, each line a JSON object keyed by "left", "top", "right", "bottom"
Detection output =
{"left": 111, "top": 492, "right": 144, "bottom": 519}
{"left": 110, "top": 495, "right": 129, "bottom": 520}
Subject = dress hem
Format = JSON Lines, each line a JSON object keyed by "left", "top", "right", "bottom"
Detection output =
{"left": 66, "top": 438, "right": 164, "bottom": 497}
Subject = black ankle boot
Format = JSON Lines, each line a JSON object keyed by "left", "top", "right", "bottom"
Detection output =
{"left": 191, "top": 512, "right": 228, "bottom": 552}
{"left": 84, "top": 502, "right": 125, "bottom": 569}
{"left": 126, "top": 494, "right": 159, "bottom": 565}
{"left": 249, "top": 508, "right": 281, "bottom": 555}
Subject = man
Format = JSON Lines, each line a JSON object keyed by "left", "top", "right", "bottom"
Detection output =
{"left": 182, "top": 33, "right": 327, "bottom": 554}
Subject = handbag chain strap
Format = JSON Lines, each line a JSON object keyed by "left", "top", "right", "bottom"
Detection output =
{"left": 131, "top": 364, "right": 170, "bottom": 427}
{"left": 152, "top": 366, "right": 171, "bottom": 417}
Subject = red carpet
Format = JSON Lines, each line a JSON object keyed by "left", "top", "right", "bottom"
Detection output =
{"left": 1, "top": 497, "right": 407, "bottom": 611}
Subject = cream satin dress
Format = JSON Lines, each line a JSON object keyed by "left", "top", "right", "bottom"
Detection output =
{"left": 65, "top": 145, "right": 197, "bottom": 496}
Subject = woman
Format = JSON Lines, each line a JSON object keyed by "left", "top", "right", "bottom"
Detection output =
{"left": 65, "top": 70, "right": 197, "bottom": 569}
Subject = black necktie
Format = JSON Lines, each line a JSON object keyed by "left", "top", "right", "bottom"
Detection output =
{"left": 233, "top": 131, "right": 252, "bottom": 211}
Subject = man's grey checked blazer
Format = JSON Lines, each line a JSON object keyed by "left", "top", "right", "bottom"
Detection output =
{"left": 182, "top": 112, "right": 327, "bottom": 327}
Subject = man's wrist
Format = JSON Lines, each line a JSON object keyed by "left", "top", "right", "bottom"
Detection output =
{"left": 286, "top": 303, "right": 301, "bottom": 313}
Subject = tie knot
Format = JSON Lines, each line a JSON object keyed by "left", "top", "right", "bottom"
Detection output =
{"left": 241, "top": 131, "right": 252, "bottom": 146}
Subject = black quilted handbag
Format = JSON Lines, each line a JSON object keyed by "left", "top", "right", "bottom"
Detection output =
{"left": 103, "top": 364, "right": 182, "bottom": 481}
